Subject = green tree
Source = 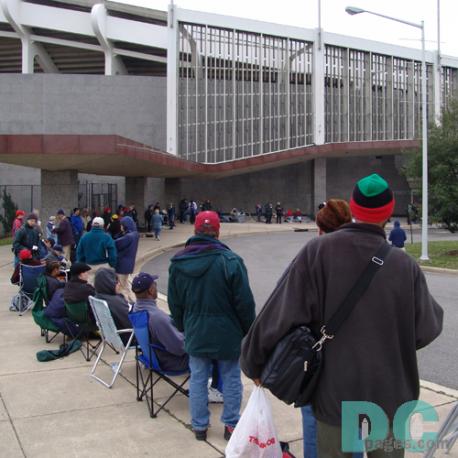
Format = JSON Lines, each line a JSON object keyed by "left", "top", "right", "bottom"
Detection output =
{"left": 0, "top": 189, "right": 18, "bottom": 236}
{"left": 406, "top": 99, "right": 458, "bottom": 232}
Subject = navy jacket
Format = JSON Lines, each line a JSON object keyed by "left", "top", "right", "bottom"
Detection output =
{"left": 115, "top": 217, "right": 139, "bottom": 274}
{"left": 389, "top": 221, "right": 407, "bottom": 248}
{"left": 54, "top": 217, "right": 75, "bottom": 247}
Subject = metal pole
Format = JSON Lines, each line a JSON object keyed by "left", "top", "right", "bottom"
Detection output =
{"left": 317, "top": 0, "right": 322, "bottom": 50}
{"left": 420, "top": 21, "right": 429, "bottom": 260}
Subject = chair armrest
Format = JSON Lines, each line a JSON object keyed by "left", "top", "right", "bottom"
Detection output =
{"left": 116, "top": 329, "right": 133, "bottom": 334}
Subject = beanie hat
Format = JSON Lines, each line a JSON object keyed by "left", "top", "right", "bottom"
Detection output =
{"left": 350, "top": 174, "right": 395, "bottom": 223}
{"left": 316, "top": 199, "right": 352, "bottom": 234}
{"left": 19, "top": 249, "right": 33, "bottom": 261}
{"left": 57, "top": 209, "right": 65, "bottom": 215}
{"left": 26, "top": 213, "right": 38, "bottom": 221}
{"left": 16, "top": 210, "right": 25, "bottom": 218}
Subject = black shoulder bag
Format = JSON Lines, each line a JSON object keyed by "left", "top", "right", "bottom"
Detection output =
{"left": 260, "top": 242, "right": 392, "bottom": 407}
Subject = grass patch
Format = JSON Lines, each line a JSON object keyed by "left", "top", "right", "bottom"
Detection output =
{"left": 405, "top": 241, "right": 458, "bottom": 270}
{"left": 0, "top": 237, "right": 12, "bottom": 247}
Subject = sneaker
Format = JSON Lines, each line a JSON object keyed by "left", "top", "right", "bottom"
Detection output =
{"left": 208, "top": 387, "right": 224, "bottom": 404}
{"left": 194, "top": 429, "right": 207, "bottom": 441}
{"left": 224, "top": 425, "right": 235, "bottom": 441}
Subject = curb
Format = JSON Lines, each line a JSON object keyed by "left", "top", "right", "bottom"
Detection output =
{"left": 420, "top": 380, "right": 458, "bottom": 400}
{"left": 420, "top": 265, "right": 458, "bottom": 275}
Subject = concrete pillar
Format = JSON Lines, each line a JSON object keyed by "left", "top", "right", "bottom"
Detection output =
{"left": 40, "top": 170, "right": 78, "bottom": 223}
{"left": 313, "top": 157, "right": 327, "bottom": 215}
{"left": 125, "top": 177, "right": 166, "bottom": 229}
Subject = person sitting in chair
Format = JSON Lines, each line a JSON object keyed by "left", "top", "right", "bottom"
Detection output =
{"left": 94, "top": 268, "right": 131, "bottom": 344}
{"left": 64, "top": 262, "right": 95, "bottom": 317}
{"left": 132, "top": 272, "right": 188, "bottom": 372}
{"left": 11, "top": 249, "right": 42, "bottom": 285}
{"left": 44, "top": 261, "right": 65, "bottom": 303}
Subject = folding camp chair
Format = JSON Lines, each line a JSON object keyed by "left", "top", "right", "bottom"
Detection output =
{"left": 65, "top": 300, "right": 101, "bottom": 362}
{"left": 88, "top": 296, "right": 134, "bottom": 388}
{"left": 11, "top": 264, "right": 46, "bottom": 316}
{"left": 32, "top": 275, "right": 64, "bottom": 344}
{"left": 128, "top": 311, "right": 190, "bottom": 418}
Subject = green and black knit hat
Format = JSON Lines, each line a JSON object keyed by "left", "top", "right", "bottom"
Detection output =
{"left": 349, "top": 174, "right": 395, "bottom": 223}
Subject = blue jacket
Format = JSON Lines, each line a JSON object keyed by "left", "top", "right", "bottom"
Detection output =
{"left": 389, "top": 221, "right": 407, "bottom": 248}
{"left": 151, "top": 213, "right": 163, "bottom": 230}
{"left": 70, "top": 215, "right": 84, "bottom": 236}
{"left": 76, "top": 227, "right": 117, "bottom": 267}
{"left": 114, "top": 216, "right": 140, "bottom": 274}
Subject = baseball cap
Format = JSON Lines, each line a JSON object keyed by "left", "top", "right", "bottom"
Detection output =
{"left": 15, "top": 210, "right": 25, "bottom": 217}
{"left": 195, "top": 211, "right": 220, "bottom": 233}
{"left": 132, "top": 272, "right": 158, "bottom": 293}
{"left": 54, "top": 244, "right": 63, "bottom": 253}
{"left": 92, "top": 217, "right": 105, "bottom": 227}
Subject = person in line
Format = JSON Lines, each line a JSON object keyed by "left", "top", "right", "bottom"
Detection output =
{"left": 133, "top": 272, "right": 189, "bottom": 372}
{"left": 168, "top": 211, "right": 256, "bottom": 442}
{"left": 255, "top": 204, "right": 262, "bottom": 222}
{"left": 11, "top": 210, "right": 25, "bottom": 237}
{"left": 241, "top": 174, "right": 443, "bottom": 458}
{"left": 70, "top": 208, "right": 84, "bottom": 246}
{"left": 389, "top": 220, "right": 407, "bottom": 250}
{"left": 264, "top": 202, "right": 273, "bottom": 224}
{"left": 94, "top": 268, "right": 131, "bottom": 344}
{"left": 275, "top": 202, "right": 283, "bottom": 224}
{"left": 114, "top": 216, "right": 139, "bottom": 304}
{"left": 13, "top": 213, "right": 41, "bottom": 263}
{"left": 43, "top": 260, "right": 65, "bottom": 302}
{"left": 107, "top": 214, "right": 122, "bottom": 239}
{"left": 53, "top": 209, "right": 75, "bottom": 263}
{"left": 302, "top": 199, "right": 357, "bottom": 458}
{"left": 125, "top": 204, "right": 138, "bottom": 225}
{"left": 167, "top": 204, "right": 176, "bottom": 230}
{"left": 151, "top": 209, "right": 163, "bottom": 241}
{"left": 45, "top": 215, "right": 57, "bottom": 242}
{"left": 76, "top": 217, "right": 117, "bottom": 280}
{"left": 11, "top": 249, "right": 42, "bottom": 284}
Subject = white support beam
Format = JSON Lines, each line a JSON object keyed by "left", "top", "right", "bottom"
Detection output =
{"left": 1, "top": 0, "right": 58, "bottom": 73}
{"left": 166, "top": 2, "right": 178, "bottom": 155}
{"left": 91, "top": 3, "right": 126, "bottom": 75}
{"left": 313, "top": 29, "right": 325, "bottom": 145}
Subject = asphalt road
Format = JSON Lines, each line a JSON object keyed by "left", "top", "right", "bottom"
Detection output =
{"left": 142, "top": 230, "right": 458, "bottom": 389}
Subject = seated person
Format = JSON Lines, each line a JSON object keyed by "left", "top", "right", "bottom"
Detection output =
{"left": 94, "top": 268, "right": 131, "bottom": 344}
{"left": 64, "top": 262, "right": 95, "bottom": 323}
{"left": 44, "top": 288, "right": 78, "bottom": 336}
{"left": 11, "top": 249, "right": 43, "bottom": 285}
{"left": 45, "top": 244, "right": 70, "bottom": 270}
{"left": 44, "top": 261, "right": 65, "bottom": 304}
{"left": 132, "top": 272, "right": 188, "bottom": 372}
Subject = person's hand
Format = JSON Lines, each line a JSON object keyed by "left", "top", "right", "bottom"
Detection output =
{"left": 253, "top": 378, "right": 262, "bottom": 387}
{"left": 32, "top": 245, "right": 38, "bottom": 251}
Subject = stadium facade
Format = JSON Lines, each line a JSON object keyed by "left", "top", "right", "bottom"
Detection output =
{"left": 1, "top": 0, "right": 457, "bottom": 221}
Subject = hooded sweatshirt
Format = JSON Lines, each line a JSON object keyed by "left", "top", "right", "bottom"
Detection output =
{"left": 114, "top": 217, "right": 139, "bottom": 274}
{"left": 389, "top": 220, "right": 407, "bottom": 248}
{"left": 94, "top": 268, "right": 131, "bottom": 334}
{"left": 168, "top": 235, "right": 256, "bottom": 360}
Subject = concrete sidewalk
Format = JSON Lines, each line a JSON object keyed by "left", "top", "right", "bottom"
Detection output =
{"left": 0, "top": 222, "right": 456, "bottom": 457}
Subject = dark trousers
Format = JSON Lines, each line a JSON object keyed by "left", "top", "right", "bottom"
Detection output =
{"left": 317, "top": 421, "right": 404, "bottom": 458}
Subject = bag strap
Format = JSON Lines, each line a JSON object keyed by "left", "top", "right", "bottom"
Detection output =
{"left": 313, "top": 242, "right": 391, "bottom": 351}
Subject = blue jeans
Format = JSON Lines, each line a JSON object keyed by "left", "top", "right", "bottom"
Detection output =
{"left": 188, "top": 356, "right": 242, "bottom": 431}
{"left": 301, "top": 405, "right": 318, "bottom": 458}
{"left": 153, "top": 228, "right": 161, "bottom": 238}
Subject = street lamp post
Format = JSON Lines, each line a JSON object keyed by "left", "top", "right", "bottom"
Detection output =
{"left": 346, "top": 6, "right": 429, "bottom": 260}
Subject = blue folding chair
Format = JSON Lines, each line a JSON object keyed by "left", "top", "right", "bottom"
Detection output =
{"left": 128, "top": 311, "right": 189, "bottom": 418}
{"left": 11, "top": 264, "right": 46, "bottom": 316}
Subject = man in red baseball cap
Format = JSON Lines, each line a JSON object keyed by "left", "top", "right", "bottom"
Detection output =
{"left": 168, "top": 210, "right": 255, "bottom": 442}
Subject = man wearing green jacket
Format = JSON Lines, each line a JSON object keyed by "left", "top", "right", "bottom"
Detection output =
{"left": 76, "top": 217, "right": 117, "bottom": 280}
{"left": 168, "top": 211, "right": 256, "bottom": 442}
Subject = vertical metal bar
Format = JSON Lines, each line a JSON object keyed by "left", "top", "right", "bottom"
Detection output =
{"left": 259, "top": 34, "right": 263, "bottom": 154}
{"left": 286, "top": 38, "right": 290, "bottom": 149}
{"left": 232, "top": 29, "right": 236, "bottom": 160}
{"left": 223, "top": 30, "right": 227, "bottom": 160}
{"left": 250, "top": 33, "right": 254, "bottom": 156}
{"left": 204, "top": 25, "right": 208, "bottom": 162}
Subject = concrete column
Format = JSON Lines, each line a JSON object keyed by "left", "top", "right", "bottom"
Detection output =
{"left": 313, "top": 157, "right": 326, "bottom": 215}
{"left": 125, "top": 177, "right": 166, "bottom": 229}
{"left": 40, "top": 170, "right": 78, "bottom": 223}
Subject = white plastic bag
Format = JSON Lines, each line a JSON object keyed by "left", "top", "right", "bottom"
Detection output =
{"left": 225, "top": 386, "right": 282, "bottom": 458}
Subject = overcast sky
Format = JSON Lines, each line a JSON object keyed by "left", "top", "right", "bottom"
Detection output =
{"left": 116, "top": 0, "right": 458, "bottom": 57}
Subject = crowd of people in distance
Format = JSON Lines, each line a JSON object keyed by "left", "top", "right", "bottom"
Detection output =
{"left": 8, "top": 174, "right": 436, "bottom": 458}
